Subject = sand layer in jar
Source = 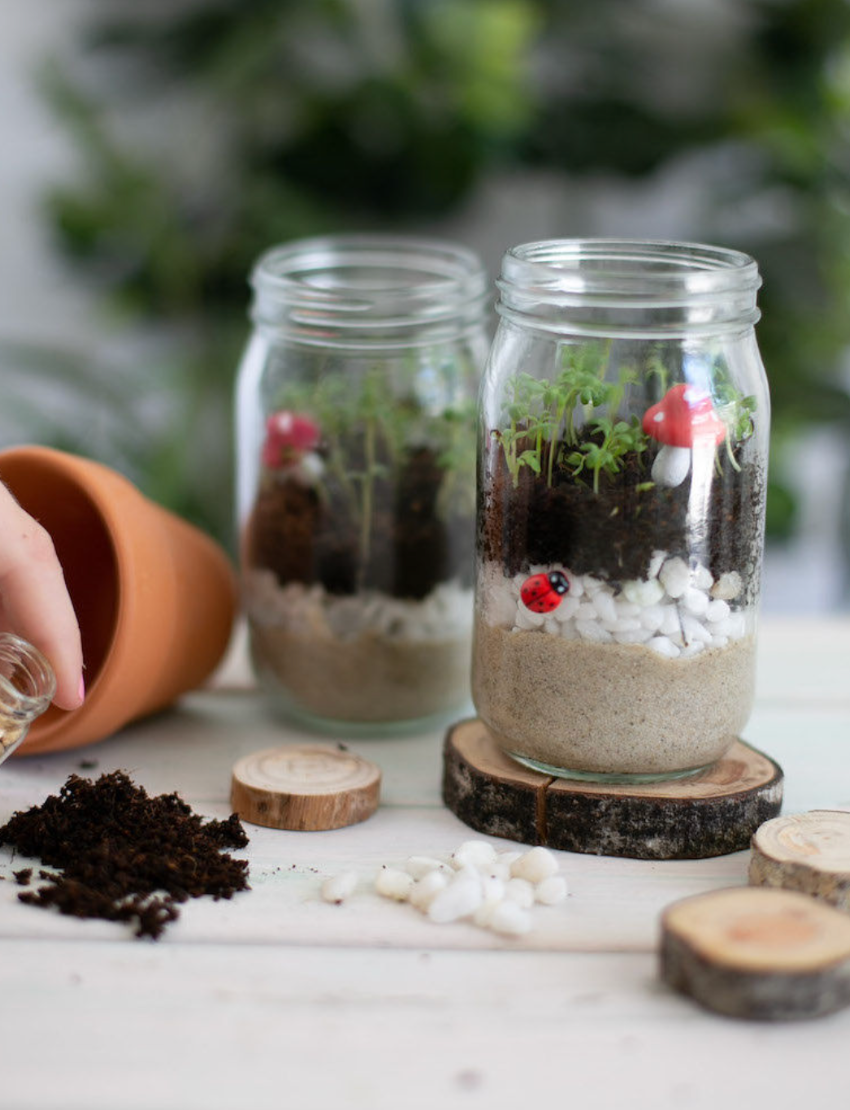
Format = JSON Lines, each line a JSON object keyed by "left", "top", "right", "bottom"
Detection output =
{"left": 472, "top": 622, "right": 756, "bottom": 776}
{"left": 251, "top": 624, "right": 471, "bottom": 722}
{"left": 244, "top": 571, "right": 472, "bottom": 723}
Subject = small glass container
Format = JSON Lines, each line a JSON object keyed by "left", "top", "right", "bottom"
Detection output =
{"left": 236, "top": 234, "right": 490, "bottom": 731}
{"left": 0, "top": 634, "right": 56, "bottom": 765}
{"left": 473, "top": 239, "right": 770, "bottom": 782}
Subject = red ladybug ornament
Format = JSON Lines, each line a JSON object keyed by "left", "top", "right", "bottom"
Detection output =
{"left": 520, "top": 570, "right": 570, "bottom": 613}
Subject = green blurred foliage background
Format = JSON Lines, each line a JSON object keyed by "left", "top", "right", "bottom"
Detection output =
{"left": 9, "top": 0, "right": 850, "bottom": 550}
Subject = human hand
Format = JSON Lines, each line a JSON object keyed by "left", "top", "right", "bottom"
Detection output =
{"left": 0, "top": 481, "right": 84, "bottom": 710}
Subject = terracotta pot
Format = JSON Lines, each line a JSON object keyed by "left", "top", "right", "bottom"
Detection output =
{"left": 0, "top": 446, "right": 237, "bottom": 754}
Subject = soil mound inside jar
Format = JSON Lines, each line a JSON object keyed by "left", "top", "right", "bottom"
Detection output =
{"left": 0, "top": 771, "right": 250, "bottom": 939}
{"left": 248, "top": 445, "right": 474, "bottom": 598}
{"left": 479, "top": 440, "right": 765, "bottom": 591}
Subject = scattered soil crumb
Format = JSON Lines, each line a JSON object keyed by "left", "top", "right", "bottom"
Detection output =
{"left": 0, "top": 771, "right": 250, "bottom": 940}
{"left": 13, "top": 868, "right": 32, "bottom": 886}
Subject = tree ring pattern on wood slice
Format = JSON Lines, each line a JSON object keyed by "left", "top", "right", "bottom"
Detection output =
{"left": 442, "top": 718, "right": 783, "bottom": 860}
{"left": 750, "top": 810, "right": 850, "bottom": 912}
{"left": 231, "top": 745, "right": 381, "bottom": 831}
{"left": 661, "top": 887, "right": 850, "bottom": 1021}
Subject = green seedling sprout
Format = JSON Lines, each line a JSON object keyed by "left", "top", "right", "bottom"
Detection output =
{"left": 270, "top": 352, "right": 478, "bottom": 581}
{"left": 493, "top": 342, "right": 646, "bottom": 490}
{"left": 565, "top": 415, "right": 647, "bottom": 493}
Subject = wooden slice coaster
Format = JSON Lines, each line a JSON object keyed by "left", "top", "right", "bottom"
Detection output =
{"left": 442, "top": 718, "right": 783, "bottom": 860}
{"left": 750, "top": 810, "right": 850, "bottom": 911}
{"left": 231, "top": 745, "right": 381, "bottom": 831}
{"left": 661, "top": 887, "right": 850, "bottom": 1021}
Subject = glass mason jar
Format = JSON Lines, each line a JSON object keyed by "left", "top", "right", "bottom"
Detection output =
{"left": 473, "top": 239, "right": 770, "bottom": 782}
{"left": 0, "top": 633, "right": 56, "bottom": 765}
{"left": 236, "top": 235, "right": 490, "bottom": 732}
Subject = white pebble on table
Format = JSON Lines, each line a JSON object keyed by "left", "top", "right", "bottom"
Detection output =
{"left": 321, "top": 872, "right": 359, "bottom": 904}
{"left": 489, "top": 901, "right": 533, "bottom": 937}
{"left": 405, "top": 855, "right": 450, "bottom": 880}
{"left": 510, "top": 847, "right": 559, "bottom": 883}
{"left": 480, "top": 876, "right": 506, "bottom": 905}
{"left": 375, "top": 868, "right": 415, "bottom": 901}
{"left": 451, "top": 840, "right": 497, "bottom": 870}
{"left": 504, "top": 878, "right": 535, "bottom": 909}
{"left": 428, "top": 877, "right": 484, "bottom": 924}
{"left": 490, "top": 851, "right": 522, "bottom": 880}
{"left": 409, "top": 869, "right": 448, "bottom": 911}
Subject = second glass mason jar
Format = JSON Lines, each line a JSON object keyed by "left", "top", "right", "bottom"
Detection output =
{"left": 472, "top": 239, "right": 770, "bottom": 782}
{"left": 236, "top": 235, "right": 489, "bottom": 731}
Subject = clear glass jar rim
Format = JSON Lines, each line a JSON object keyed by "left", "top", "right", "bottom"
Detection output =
{"left": 499, "top": 238, "right": 761, "bottom": 301}
{"left": 251, "top": 233, "right": 489, "bottom": 320}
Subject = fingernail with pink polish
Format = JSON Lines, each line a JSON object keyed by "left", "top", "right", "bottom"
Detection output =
{"left": 78, "top": 675, "right": 86, "bottom": 705}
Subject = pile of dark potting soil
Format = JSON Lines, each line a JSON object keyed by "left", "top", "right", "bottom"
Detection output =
{"left": 0, "top": 771, "right": 249, "bottom": 940}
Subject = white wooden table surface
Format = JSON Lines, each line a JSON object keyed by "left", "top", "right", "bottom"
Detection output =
{"left": 1, "top": 617, "right": 848, "bottom": 1110}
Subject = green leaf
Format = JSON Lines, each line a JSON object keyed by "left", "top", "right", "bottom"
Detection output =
{"left": 518, "top": 449, "right": 541, "bottom": 473}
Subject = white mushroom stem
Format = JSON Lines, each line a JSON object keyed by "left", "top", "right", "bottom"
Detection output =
{"left": 651, "top": 444, "right": 691, "bottom": 488}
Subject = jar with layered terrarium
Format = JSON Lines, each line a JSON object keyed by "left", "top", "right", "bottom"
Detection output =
{"left": 473, "top": 239, "right": 769, "bottom": 782}
{"left": 236, "top": 235, "right": 489, "bottom": 731}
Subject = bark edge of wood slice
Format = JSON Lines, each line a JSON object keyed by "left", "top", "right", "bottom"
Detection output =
{"left": 442, "top": 718, "right": 783, "bottom": 859}
{"left": 231, "top": 745, "right": 381, "bottom": 831}
{"left": 750, "top": 809, "right": 850, "bottom": 911}
{"left": 661, "top": 886, "right": 850, "bottom": 1021}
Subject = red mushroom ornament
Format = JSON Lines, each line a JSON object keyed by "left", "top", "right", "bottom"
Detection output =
{"left": 642, "top": 384, "right": 726, "bottom": 488}
{"left": 261, "top": 410, "right": 321, "bottom": 470}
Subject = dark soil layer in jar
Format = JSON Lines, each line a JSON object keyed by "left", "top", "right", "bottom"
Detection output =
{"left": 479, "top": 438, "right": 765, "bottom": 592}
{"left": 0, "top": 771, "right": 250, "bottom": 940}
{"left": 248, "top": 446, "right": 474, "bottom": 599}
